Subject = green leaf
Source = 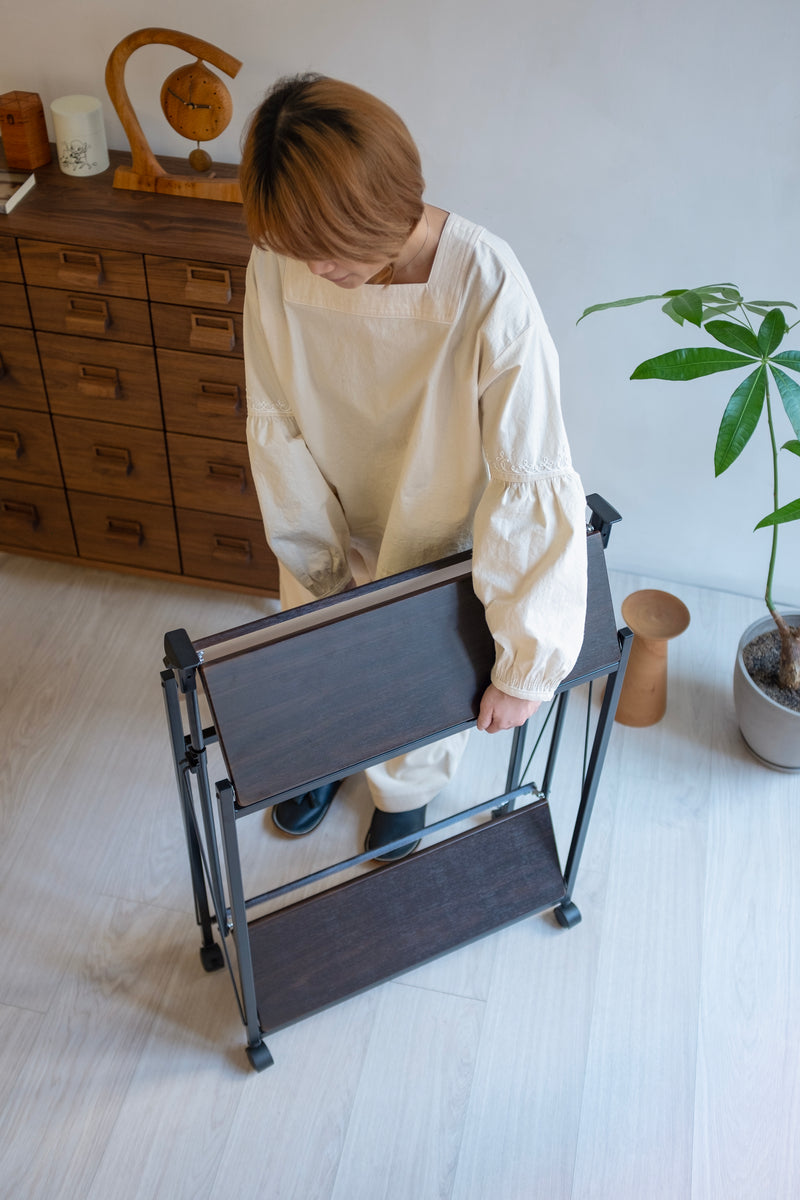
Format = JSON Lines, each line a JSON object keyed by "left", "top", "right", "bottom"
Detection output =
{"left": 771, "top": 350, "right": 800, "bottom": 375}
{"left": 694, "top": 285, "right": 741, "bottom": 303}
{"left": 671, "top": 290, "right": 704, "bottom": 327}
{"left": 576, "top": 285, "right": 748, "bottom": 325}
{"left": 700, "top": 304, "right": 741, "bottom": 322}
{"left": 577, "top": 295, "right": 666, "bottom": 324}
{"left": 782, "top": 439, "right": 800, "bottom": 456}
{"left": 662, "top": 289, "right": 718, "bottom": 325}
{"left": 744, "top": 302, "right": 796, "bottom": 319}
{"left": 631, "top": 347, "right": 756, "bottom": 381}
{"left": 755, "top": 497, "right": 800, "bottom": 529}
{"left": 661, "top": 297, "right": 687, "bottom": 325}
{"left": 758, "top": 308, "right": 787, "bottom": 354}
{"left": 704, "top": 320, "right": 761, "bottom": 356}
{"left": 744, "top": 304, "right": 777, "bottom": 317}
{"left": 770, "top": 365, "right": 800, "bottom": 438}
{"left": 714, "top": 365, "right": 766, "bottom": 475}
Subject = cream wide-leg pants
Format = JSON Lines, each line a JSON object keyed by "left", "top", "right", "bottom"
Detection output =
{"left": 278, "top": 562, "right": 470, "bottom": 813}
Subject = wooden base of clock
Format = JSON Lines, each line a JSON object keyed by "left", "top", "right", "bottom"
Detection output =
{"left": 112, "top": 162, "right": 242, "bottom": 203}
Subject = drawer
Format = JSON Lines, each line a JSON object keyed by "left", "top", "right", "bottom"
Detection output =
{"left": 68, "top": 491, "right": 180, "bottom": 573}
{"left": 0, "top": 479, "right": 76, "bottom": 555}
{"left": 0, "top": 281, "right": 32, "bottom": 328}
{"left": 0, "top": 405, "right": 61, "bottom": 484}
{"left": 27, "top": 287, "right": 153, "bottom": 345}
{"left": 167, "top": 431, "right": 260, "bottom": 518}
{"left": 53, "top": 414, "right": 172, "bottom": 504}
{"left": 177, "top": 507, "right": 278, "bottom": 592}
{"left": 18, "top": 239, "right": 147, "bottom": 299}
{"left": 0, "top": 327, "right": 47, "bottom": 411}
{"left": 145, "top": 255, "right": 246, "bottom": 311}
{"left": 151, "top": 302, "right": 243, "bottom": 358}
{"left": 0, "top": 236, "right": 23, "bottom": 284}
{"left": 37, "top": 332, "right": 161, "bottom": 428}
{"left": 157, "top": 348, "right": 245, "bottom": 440}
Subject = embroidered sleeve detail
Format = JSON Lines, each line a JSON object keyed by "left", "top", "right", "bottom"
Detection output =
{"left": 490, "top": 449, "right": 573, "bottom": 481}
{"left": 247, "top": 393, "right": 291, "bottom": 415}
{"left": 491, "top": 668, "right": 560, "bottom": 703}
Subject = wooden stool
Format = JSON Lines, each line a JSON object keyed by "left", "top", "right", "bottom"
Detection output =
{"left": 615, "top": 590, "right": 690, "bottom": 726}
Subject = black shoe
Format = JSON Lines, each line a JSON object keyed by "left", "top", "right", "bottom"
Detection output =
{"left": 365, "top": 805, "right": 427, "bottom": 862}
{"left": 271, "top": 781, "right": 341, "bottom": 836}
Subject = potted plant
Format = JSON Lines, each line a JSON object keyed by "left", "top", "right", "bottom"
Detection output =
{"left": 579, "top": 283, "right": 800, "bottom": 770}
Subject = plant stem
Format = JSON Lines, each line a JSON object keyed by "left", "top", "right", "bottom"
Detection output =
{"left": 761, "top": 359, "right": 799, "bottom": 692}
{"left": 763, "top": 374, "right": 780, "bottom": 620}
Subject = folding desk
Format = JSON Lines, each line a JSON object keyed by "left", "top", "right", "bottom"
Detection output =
{"left": 162, "top": 495, "right": 631, "bottom": 1070}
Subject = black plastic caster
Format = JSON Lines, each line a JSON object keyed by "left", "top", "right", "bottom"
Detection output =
{"left": 246, "top": 1040, "right": 274, "bottom": 1072}
{"left": 199, "top": 942, "right": 225, "bottom": 972}
{"left": 554, "top": 900, "right": 582, "bottom": 929}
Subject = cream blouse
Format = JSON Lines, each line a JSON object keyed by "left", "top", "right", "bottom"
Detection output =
{"left": 244, "top": 213, "right": 587, "bottom": 701}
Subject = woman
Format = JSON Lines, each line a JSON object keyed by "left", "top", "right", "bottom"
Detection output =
{"left": 240, "top": 74, "right": 587, "bottom": 861}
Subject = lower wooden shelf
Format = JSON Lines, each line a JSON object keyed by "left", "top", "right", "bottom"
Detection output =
{"left": 249, "top": 800, "right": 565, "bottom": 1033}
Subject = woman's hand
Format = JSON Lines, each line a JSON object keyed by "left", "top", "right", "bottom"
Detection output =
{"left": 477, "top": 683, "right": 540, "bottom": 734}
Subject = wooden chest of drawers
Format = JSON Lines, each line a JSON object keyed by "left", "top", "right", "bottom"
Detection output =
{"left": 0, "top": 149, "right": 277, "bottom": 594}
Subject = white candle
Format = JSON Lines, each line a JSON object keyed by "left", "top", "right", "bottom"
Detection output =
{"left": 51, "top": 95, "right": 109, "bottom": 177}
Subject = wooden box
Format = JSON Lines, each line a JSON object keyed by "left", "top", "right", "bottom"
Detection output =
{"left": 0, "top": 92, "right": 51, "bottom": 170}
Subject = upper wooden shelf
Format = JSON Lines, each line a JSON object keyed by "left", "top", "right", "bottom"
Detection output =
{"left": 0, "top": 146, "right": 251, "bottom": 265}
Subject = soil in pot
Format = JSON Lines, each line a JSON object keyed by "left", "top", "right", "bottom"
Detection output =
{"left": 742, "top": 628, "right": 800, "bottom": 713}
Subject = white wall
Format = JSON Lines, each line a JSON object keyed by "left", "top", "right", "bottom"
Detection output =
{"left": 5, "top": 0, "right": 799, "bottom": 606}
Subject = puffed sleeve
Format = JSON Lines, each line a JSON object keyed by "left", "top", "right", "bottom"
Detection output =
{"left": 244, "top": 255, "right": 353, "bottom": 597}
{"left": 472, "top": 322, "right": 588, "bottom": 702}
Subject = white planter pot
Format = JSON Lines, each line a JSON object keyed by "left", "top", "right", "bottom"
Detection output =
{"left": 733, "top": 612, "right": 800, "bottom": 772}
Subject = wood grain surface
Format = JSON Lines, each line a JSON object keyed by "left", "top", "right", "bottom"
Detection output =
{"left": 1, "top": 550, "right": 798, "bottom": 1199}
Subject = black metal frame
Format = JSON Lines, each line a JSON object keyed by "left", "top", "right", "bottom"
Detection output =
{"left": 161, "top": 500, "right": 631, "bottom": 1072}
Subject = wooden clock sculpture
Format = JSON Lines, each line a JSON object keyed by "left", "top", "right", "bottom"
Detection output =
{"left": 105, "top": 28, "right": 243, "bottom": 202}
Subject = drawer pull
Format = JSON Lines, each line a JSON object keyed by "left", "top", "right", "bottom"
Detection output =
{"left": 184, "top": 266, "right": 232, "bottom": 306}
{"left": 1, "top": 499, "right": 39, "bottom": 528}
{"left": 190, "top": 313, "right": 236, "bottom": 353}
{"left": 58, "top": 249, "right": 105, "bottom": 288}
{"left": 212, "top": 534, "right": 252, "bottom": 563}
{"left": 104, "top": 517, "right": 143, "bottom": 545}
{"left": 206, "top": 460, "right": 246, "bottom": 491}
{"left": 197, "top": 381, "right": 241, "bottom": 416}
{"left": 92, "top": 444, "right": 133, "bottom": 475}
{"left": 0, "top": 352, "right": 5, "bottom": 379}
{"left": 78, "top": 364, "right": 122, "bottom": 400}
{"left": 65, "top": 296, "right": 111, "bottom": 335}
{"left": 0, "top": 429, "right": 24, "bottom": 460}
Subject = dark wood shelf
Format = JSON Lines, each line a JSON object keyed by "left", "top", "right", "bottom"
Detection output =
{"left": 250, "top": 801, "right": 565, "bottom": 1032}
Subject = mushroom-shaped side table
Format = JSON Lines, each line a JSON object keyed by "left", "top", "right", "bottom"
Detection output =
{"left": 615, "top": 590, "right": 691, "bottom": 726}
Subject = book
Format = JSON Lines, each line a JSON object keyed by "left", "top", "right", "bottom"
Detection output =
{"left": 0, "top": 169, "right": 35, "bottom": 214}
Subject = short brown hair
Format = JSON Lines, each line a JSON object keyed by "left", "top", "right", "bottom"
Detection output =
{"left": 240, "top": 74, "right": 425, "bottom": 273}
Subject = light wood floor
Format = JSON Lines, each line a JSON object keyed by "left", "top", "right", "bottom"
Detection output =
{"left": 1, "top": 549, "right": 798, "bottom": 1200}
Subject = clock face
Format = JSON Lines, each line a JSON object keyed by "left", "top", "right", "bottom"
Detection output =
{"left": 160, "top": 60, "right": 233, "bottom": 142}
